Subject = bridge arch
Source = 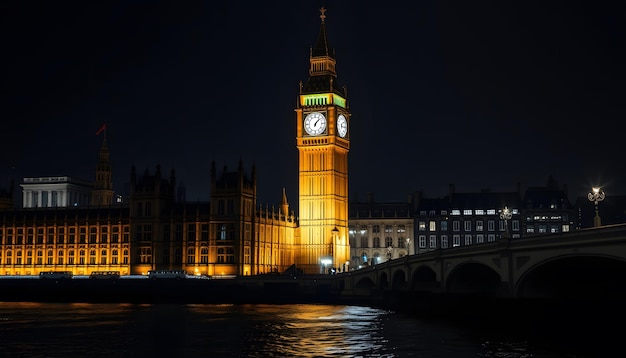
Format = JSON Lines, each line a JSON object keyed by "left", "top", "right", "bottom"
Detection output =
{"left": 379, "top": 272, "right": 389, "bottom": 290}
{"left": 391, "top": 269, "right": 407, "bottom": 290}
{"left": 411, "top": 265, "right": 438, "bottom": 291}
{"left": 446, "top": 261, "right": 502, "bottom": 295}
{"left": 515, "top": 254, "right": 626, "bottom": 299}
{"left": 354, "top": 277, "right": 375, "bottom": 296}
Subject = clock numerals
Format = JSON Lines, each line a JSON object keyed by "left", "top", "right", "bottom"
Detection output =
{"left": 337, "top": 114, "right": 348, "bottom": 138}
{"left": 304, "top": 112, "right": 327, "bottom": 136}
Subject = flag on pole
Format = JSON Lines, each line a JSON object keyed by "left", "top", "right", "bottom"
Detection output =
{"left": 96, "top": 123, "right": 106, "bottom": 136}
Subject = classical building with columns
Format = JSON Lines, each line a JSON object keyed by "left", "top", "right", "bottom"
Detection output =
{"left": 20, "top": 176, "right": 93, "bottom": 208}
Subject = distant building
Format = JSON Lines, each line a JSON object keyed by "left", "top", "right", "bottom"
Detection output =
{"left": 348, "top": 177, "right": 577, "bottom": 264}
{"left": 20, "top": 176, "right": 93, "bottom": 208}
{"left": 348, "top": 193, "right": 414, "bottom": 270}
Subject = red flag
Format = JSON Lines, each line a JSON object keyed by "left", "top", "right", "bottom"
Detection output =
{"left": 96, "top": 124, "right": 106, "bottom": 136}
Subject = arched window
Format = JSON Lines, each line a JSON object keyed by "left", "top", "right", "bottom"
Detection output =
{"left": 373, "top": 237, "right": 380, "bottom": 248}
{"left": 385, "top": 237, "right": 393, "bottom": 248}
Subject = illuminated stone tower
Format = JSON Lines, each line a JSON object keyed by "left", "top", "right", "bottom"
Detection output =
{"left": 296, "top": 7, "right": 350, "bottom": 274}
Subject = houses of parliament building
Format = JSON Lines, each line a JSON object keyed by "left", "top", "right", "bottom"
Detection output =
{"left": 0, "top": 8, "right": 620, "bottom": 278}
{"left": 0, "top": 8, "right": 350, "bottom": 277}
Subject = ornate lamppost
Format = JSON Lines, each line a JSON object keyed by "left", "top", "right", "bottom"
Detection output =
{"left": 500, "top": 206, "right": 512, "bottom": 239}
{"left": 406, "top": 238, "right": 411, "bottom": 256}
{"left": 386, "top": 245, "right": 393, "bottom": 261}
{"left": 588, "top": 187, "right": 605, "bottom": 227}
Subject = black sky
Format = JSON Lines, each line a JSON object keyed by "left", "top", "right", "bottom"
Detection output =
{"left": 1, "top": 1, "right": 625, "bottom": 210}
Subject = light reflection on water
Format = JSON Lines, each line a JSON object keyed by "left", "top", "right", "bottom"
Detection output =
{"left": 0, "top": 302, "right": 593, "bottom": 357}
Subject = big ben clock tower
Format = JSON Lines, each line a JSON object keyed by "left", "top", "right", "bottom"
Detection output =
{"left": 295, "top": 7, "right": 350, "bottom": 274}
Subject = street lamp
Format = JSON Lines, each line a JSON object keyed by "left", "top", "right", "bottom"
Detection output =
{"left": 500, "top": 206, "right": 512, "bottom": 239}
{"left": 386, "top": 245, "right": 393, "bottom": 261}
{"left": 321, "top": 258, "right": 332, "bottom": 274}
{"left": 588, "top": 187, "right": 606, "bottom": 227}
{"left": 406, "top": 238, "right": 411, "bottom": 255}
{"left": 331, "top": 227, "right": 339, "bottom": 269}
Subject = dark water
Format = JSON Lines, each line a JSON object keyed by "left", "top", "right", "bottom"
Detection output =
{"left": 0, "top": 302, "right": 607, "bottom": 357}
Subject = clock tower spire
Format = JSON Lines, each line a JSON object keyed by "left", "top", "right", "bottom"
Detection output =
{"left": 295, "top": 6, "right": 350, "bottom": 274}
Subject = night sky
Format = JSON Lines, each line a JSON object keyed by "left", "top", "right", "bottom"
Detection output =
{"left": 1, "top": 1, "right": 624, "bottom": 211}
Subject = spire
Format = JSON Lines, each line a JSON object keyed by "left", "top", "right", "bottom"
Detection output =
{"left": 281, "top": 187, "right": 289, "bottom": 216}
{"left": 91, "top": 124, "right": 114, "bottom": 206}
{"left": 312, "top": 6, "right": 332, "bottom": 58}
{"left": 303, "top": 6, "right": 342, "bottom": 95}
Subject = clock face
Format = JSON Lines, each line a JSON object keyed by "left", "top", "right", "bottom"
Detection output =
{"left": 337, "top": 114, "right": 348, "bottom": 138}
{"left": 304, "top": 112, "right": 327, "bottom": 136}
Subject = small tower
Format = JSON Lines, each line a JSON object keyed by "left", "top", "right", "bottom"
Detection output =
{"left": 91, "top": 125, "right": 114, "bottom": 206}
{"left": 209, "top": 159, "right": 257, "bottom": 276}
{"left": 281, "top": 188, "right": 289, "bottom": 218}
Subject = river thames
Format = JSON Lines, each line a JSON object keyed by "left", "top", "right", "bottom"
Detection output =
{"left": 0, "top": 301, "right": 613, "bottom": 357}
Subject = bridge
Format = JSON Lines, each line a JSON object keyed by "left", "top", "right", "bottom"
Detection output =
{"left": 336, "top": 223, "right": 626, "bottom": 301}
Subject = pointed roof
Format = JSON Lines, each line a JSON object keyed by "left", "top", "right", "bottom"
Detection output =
{"left": 302, "top": 6, "right": 345, "bottom": 97}
{"left": 312, "top": 6, "right": 333, "bottom": 58}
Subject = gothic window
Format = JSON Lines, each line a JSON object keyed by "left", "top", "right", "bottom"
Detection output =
{"left": 123, "top": 227, "right": 130, "bottom": 243}
{"left": 79, "top": 227, "right": 87, "bottom": 244}
{"left": 90, "top": 228, "right": 97, "bottom": 244}
{"left": 47, "top": 228, "right": 54, "bottom": 244}
{"left": 100, "top": 227, "right": 108, "bottom": 243}
{"left": 187, "top": 247, "right": 195, "bottom": 264}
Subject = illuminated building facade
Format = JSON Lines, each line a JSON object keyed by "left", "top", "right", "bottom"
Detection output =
{"left": 0, "top": 8, "right": 347, "bottom": 277}
{"left": 295, "top": 7, "right": 351, "bottom": 274}
{"left": 348, "top": 178, "right": 576, "bottom": 263}
{"left": 348, "top": 193, "right": 414, "bottom": 270}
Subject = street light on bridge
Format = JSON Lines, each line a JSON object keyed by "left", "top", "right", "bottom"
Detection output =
{"left": 588, "top": 187, "right": 605, "bottom": 227}
{"left": 500, "top": 206, "right": 512, "bottom": 239}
